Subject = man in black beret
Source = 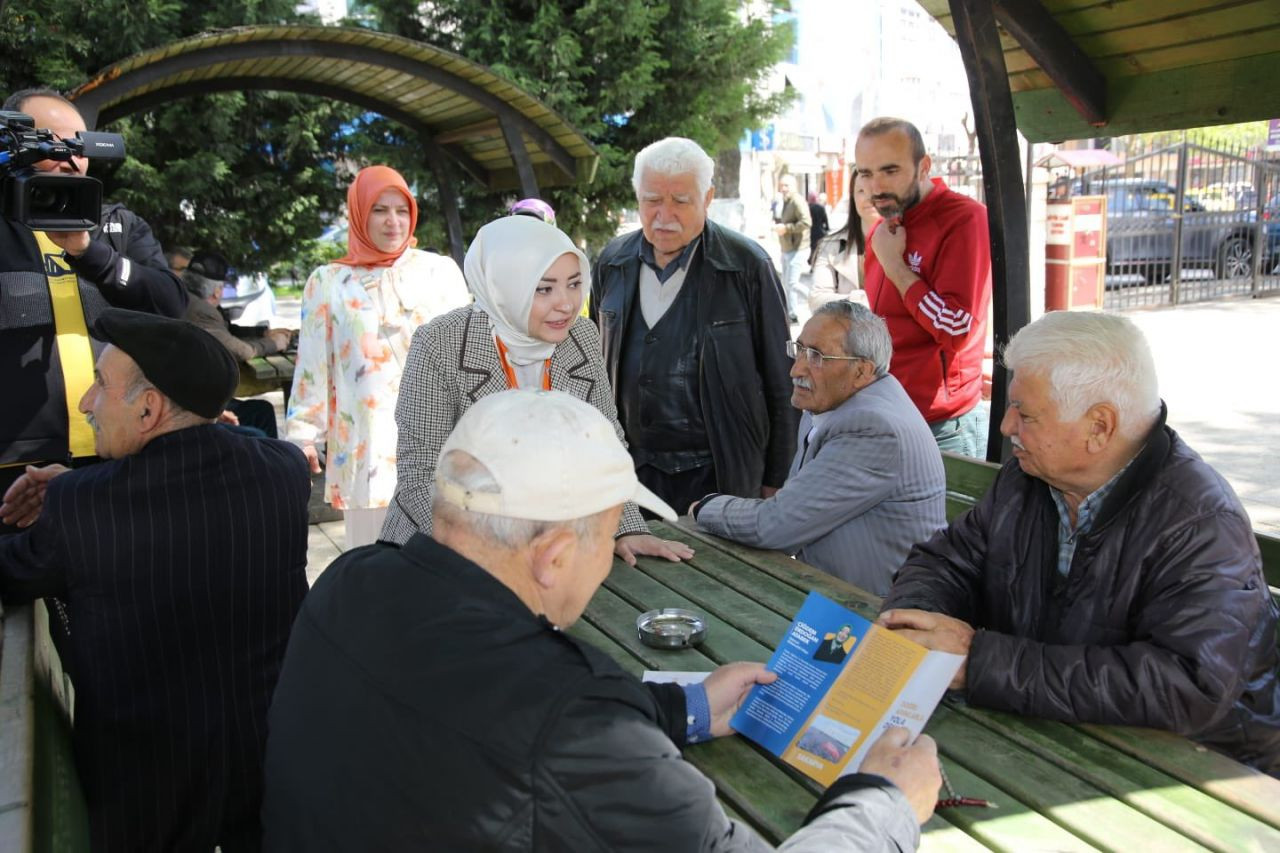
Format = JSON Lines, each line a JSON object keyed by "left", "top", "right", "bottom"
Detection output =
{"left": 0, "top": 308, "right": 310, "bottom": 851}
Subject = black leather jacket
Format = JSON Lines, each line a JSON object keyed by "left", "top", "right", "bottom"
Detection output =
{"left": 593, "top": 221, "right": 798, "bottom": 495}
{"left": 884, "top": 410, "right": 1280, "bottom": 774}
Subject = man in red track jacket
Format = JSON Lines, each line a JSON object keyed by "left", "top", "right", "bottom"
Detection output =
{"left": 857, "top": 117, "right": 992, "bottom": 458}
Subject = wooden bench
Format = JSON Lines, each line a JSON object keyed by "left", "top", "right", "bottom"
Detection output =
{"left": 234, "top": 353, "right": 296, "bottom": 408}
{"left": 941, "top": 451, "right": 1280, "bottom": 638}
{"left": 0, "top": 601, "right": 89, "bottom": 853}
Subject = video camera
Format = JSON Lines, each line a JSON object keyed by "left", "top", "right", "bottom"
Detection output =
{"left": 0, "top": 110, "right": 125, "bottom": 230}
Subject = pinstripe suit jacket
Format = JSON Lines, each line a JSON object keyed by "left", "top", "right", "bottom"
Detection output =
{"left": 381, "top": 306, "right": 648, "bottom": 545}
{"left": 0, "top": 424, "right": 310, "bottom": 852}
{"left": 695, "top": 375, "right": 946, "bottom": 596}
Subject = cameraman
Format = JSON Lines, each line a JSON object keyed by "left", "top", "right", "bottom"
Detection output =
{"left": 1, "top": 88, "right": 187, "bottom": 531}
{"left": 3, "top": 89, "right": 185, "bottom": 315}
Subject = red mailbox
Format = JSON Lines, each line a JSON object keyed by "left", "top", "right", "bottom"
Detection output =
{"left": 1045, "top": 195, "right": 1106, "bottom": 311}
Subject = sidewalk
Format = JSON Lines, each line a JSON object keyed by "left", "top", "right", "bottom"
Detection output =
{"left": 1123, "top": 297, "right": 1280, "bottom": 535}
{"left": 271, "top": 293, "right": 1280, "bottom": 536}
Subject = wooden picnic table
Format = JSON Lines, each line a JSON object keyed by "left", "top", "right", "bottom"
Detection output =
{"left": 234, "top": 353, "right": 296, "bottom": 407}
{"left": 570, "top": 520, "right": 1280, "bottom": 852}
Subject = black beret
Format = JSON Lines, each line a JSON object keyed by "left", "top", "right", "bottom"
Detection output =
{"left": 91, "top": 308, "right": 239, "bottom": 419}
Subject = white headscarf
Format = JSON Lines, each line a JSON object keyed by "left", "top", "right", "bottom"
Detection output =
{"left": 464, "top": 216, "right": 591, "bottom": 364}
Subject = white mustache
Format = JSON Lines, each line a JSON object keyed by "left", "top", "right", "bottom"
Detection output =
{"left": 1010, "top": 435, "right": 1025, "bottom": 451}
{"left": 652, "top": 222, "right": 682, "bottom": 233}
{"left": 792, "top": 377, "right": 812, "bottom": 390}
{"left": 85, "top": 412, "right": 98, "bottom": 432}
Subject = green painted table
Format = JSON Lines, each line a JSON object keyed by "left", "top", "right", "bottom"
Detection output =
{"left": 234, "top": 353, "right": 296, "bottom": 407}
{"left": 569, "top": 520, "right": 1280, "bottom": 852}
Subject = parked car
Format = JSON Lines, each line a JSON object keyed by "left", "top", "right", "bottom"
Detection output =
{"left": 1075, "top": 178, "right": 1280, "bottom": 284}
{"left": 222, "top": 273, "right": 276, "bottom": 326}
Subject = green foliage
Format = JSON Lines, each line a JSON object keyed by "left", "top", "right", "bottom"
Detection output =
{"left": 1124, "top": 122, "right": 1272, "bottom": 154}
{"left": 353, "top": 0, "right": 795, "bottom": 250}
{"left": 268, "top": 235, "right": 345, "bottom": 287}
{"left": 1, "top": 0, "right": 793, "bottom": 267}
{"left": 0, "top": 0, "right": 351, "bottom": 273}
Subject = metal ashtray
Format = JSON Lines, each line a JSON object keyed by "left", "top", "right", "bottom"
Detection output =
{"left": 637, "top": 608, "right": 708, "bottom": 649}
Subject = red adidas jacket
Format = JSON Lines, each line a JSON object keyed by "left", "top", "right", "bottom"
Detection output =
{"left": 864, "top": 178, "right": 991, "bottom": 423}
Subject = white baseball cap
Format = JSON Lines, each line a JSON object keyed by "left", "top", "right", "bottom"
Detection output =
{"left": 435, "top": 389, "right": 676, "bottom": 522}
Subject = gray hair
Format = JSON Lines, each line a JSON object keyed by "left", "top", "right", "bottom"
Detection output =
{"left": 434, "top": 450, "right": 606, "bottom": 549}
{"left": 1002, "top": 311, "right": 1160, "bottom": 438}
{"left": 813, "top": 301, "right": 892, "bottom": 377}
{"left": 121, "top": 360, "right": 155, "bottom": 403}
{"left": 181, "top": 269, "right": 222, "bottom": 301}
{"left": 632, "top": 137, "right": 714, "bottom": 199}
{"left": 119, "top": 359, "right": 204, "bottom": 423}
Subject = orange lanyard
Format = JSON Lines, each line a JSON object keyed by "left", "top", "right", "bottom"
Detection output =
{"left": 494, "top": 336, "right": 551, "bottom": 390}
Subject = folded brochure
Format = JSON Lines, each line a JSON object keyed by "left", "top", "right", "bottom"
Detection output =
{"left": 730, "top": 591, "right": 962, "bottom": 787}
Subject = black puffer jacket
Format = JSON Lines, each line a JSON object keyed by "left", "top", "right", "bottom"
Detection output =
{"left": 593, "top": 221, "right": 798, "bottom": 495}
{"left": 884, "top": 411, "right": 1280, "bottom": 774}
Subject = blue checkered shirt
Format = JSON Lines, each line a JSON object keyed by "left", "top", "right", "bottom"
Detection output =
{"left": 1049, "top": 461, "right": 1133, "bottom": 577}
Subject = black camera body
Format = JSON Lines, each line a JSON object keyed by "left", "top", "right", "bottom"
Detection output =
{"left": 0, "top": 110, "right": 126, "bottom": 230}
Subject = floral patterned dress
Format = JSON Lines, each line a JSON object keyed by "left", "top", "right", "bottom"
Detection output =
{"left": 286, "top": 249, "right": 469, "bottom": 510}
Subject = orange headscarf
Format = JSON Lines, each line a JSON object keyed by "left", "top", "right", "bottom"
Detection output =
{"left": 334, "top": 165, "right": 419, "bottom": 267}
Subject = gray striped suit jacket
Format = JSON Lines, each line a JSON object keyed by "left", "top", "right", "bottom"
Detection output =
{"left": 695, "top": 374, "right": 945, "bottom": 596}
{"left": 381, "top": 306, "right": 648, "bottom": 545}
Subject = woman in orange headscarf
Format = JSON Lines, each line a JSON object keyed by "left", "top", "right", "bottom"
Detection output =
{"left": 287, "top": 165, "right": 470, "bottom": 546}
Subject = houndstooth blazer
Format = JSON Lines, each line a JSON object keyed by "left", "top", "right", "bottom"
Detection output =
{"left": 380, "top": 305, "right": 649, "bottom": 544}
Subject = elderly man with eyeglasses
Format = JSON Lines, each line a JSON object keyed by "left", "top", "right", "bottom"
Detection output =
{"left": 691, "top": 301, "right": 946, "bottom": 595}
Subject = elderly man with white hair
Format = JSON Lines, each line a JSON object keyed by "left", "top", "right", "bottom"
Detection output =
{"left": 593, "top": 137, "right": 797, "bottom": 517}
{"left": 691, "top": 301, "right": 946, "bottom": 596}
{"left": 879, "top": 310, "right": 1280, "bottom": 775}
{"left": 263, "top": 389, "right": 942, "bottom": 849}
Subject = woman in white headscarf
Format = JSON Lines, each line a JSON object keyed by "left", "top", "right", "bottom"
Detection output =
{"left": 380, "top": 215, "right": 694, "bottom": 565}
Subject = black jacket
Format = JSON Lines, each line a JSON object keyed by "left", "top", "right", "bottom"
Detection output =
{"left": 0, "top": 207, "right": 186, "bottom": 468}
{"left": 262, "top": 535, "right": 921, "bottom": 851}
{"left": 883, "top": 412, "right": 1280, "bottom": 774}
{"left": 64, "top": 202, "right": 186, "bottom": 317}
{"left": 0, "top": 425, "right": 310, "bottom": 850}
{"left": 594, "top": 221, "right": 798, "bottom": 495}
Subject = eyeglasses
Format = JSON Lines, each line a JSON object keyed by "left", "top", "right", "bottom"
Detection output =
{"left": 786, "top": 339, "right": 868, "bottom": 369}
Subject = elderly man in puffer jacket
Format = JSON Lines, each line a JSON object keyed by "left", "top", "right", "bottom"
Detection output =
{"left": 879, "top": 310, "right": 1280, "bottom": 776}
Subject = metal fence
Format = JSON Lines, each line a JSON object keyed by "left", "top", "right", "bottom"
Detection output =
{"left": 1069, "top": 135, "right": 1280, "bottom": 310}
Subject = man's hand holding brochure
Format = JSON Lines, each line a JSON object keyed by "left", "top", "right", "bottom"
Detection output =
{"left": 645, "top": 591, "right": 958, "bottom": 824}
{"left": 729, "top": 591, "right": 961, "bottom": 786}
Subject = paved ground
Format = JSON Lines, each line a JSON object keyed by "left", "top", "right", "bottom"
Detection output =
{"left": 266, "top": 290, "right": 1280, "bottom": 580}
{"left": 1123, "top": 297, "right": 1280, "bottom": 535}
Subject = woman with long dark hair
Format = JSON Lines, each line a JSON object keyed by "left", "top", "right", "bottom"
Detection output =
{"left": 809, "top": 170, "right": 880, "bottom": 309}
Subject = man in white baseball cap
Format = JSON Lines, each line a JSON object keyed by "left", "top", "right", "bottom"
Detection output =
{"left": 262, "top": 389, "right": 939, "bottom": 850}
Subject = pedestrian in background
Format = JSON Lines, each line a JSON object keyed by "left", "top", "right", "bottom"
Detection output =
{"left": 810, "top": 171, "right": 881, "bottom": 309}
{"left": 774, "top": 174, "right": 811, "bottom": 322}
{"left": 807, "top": 190, "right": 829, "bottom": 266}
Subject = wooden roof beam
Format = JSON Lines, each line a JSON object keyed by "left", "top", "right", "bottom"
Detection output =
{"left": 992, "top": 0, "right": 1107, "bottom": 126}
{"left": 433, "top": 118, "right": 501, "bottom": 145}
